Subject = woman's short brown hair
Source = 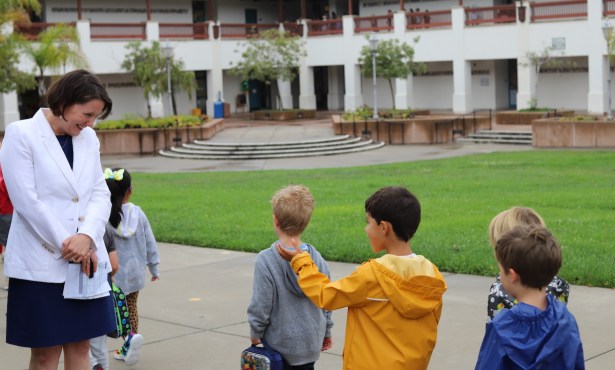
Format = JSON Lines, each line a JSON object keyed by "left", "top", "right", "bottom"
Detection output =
{"left": 46, "top": 69, "right": 112, "bottom": 119}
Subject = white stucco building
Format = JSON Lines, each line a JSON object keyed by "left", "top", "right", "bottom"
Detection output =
{"left": 0, "top": 0, "right": 612, "bottom": 128}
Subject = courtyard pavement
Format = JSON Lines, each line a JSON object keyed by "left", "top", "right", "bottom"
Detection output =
{"left": 2, "top": 117, "right": 613, "bottom": 369}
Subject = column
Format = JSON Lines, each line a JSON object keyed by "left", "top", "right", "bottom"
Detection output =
{"left": 451, "top": 8, "right": 472, "bottom": 113}
{"left": 343, "top": 64, "right": 362, "bottom": 111}
{"left": 0, "top": 92, "right": 20, "bottom": 129}
{"left": 146, "top": 21, "right": 160, "bottom": 41}
{"left": 206, "top": 23, "right": 224, "bottom": 116}
{"left": 149, "top": 95, "right": 164, "bottom": 118}
{"left": 587, "top": 0, "right": 609, "bottom": 114}
{"left": 299, "top": 64, "right": 316, "bottom": 109}
{"left": 516, "top": 1, "right": 534, "bottom": 110}
{"left": 277, "top": 78, "right": 292, "bottom": 109}
{"left": 395, "top": 75, "right": 413, "bottom": 110}
{"left": 327, "top": 66, "right": 344, "bottom": 110}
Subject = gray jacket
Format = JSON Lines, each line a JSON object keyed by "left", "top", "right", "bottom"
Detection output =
{"left": 248, "top": 242, "right": 333, "bottom": 366}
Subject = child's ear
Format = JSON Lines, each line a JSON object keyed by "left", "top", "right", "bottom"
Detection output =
{"left": 380, "top": 220, "right": 391, "bottom": 235}
{"left": 273, "top": 214, "right": 280, "bottom": 227}
{"left": 508, "top": 268, "right": 520, "bottom": 284}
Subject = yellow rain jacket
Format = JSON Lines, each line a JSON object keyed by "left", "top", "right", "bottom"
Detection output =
{"left": 291, "top": 253, "right": 447, "bottom": 370}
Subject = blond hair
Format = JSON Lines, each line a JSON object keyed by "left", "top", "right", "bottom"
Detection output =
{"left": 271, "top": 185, "right": 314, "bottom": 236}
{"left": 488, "top": 207, "right": 546, "bottom": 247}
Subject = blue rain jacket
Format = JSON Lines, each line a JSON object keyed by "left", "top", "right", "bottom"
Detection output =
{"left": 475, "top": 294, "right": 584, "bottom": 370}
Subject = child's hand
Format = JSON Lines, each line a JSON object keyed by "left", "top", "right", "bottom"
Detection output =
{"left": 151, "top": 276, "right": 159, "bottom": 282}
{"left": 250, "top": 337, "right": 261, "bottom": 345}
{"left": 276, "top": 239, "right": 303, "bottom": 261}
{"left": 322, "top": 336, "right": 333, "bottom": 351}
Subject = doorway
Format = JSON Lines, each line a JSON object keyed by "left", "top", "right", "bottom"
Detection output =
{"left": 508, "top": 59, "right": 517, "bottom": 109}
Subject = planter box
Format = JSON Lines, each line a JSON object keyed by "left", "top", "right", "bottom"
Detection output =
{"left": 250, "top": 110, "right": 317, "bottom": 121}
{"left": 495, "top": 110, "right": 575, "bottom": 125}
{"left": 333, "top": 116, "right": 490, "bottom": 144}
{"left": 97, "top": 119, "right": 224, "bottom": 155}
{"left": 532, "top": 119, "right": 615, "bottom": 148}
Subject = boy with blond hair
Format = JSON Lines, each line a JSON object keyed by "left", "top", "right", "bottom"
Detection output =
{"left": 278, "top": 186, "right": 447, "bottom": 370}
{"left": 475, "top": 224, "right": 584, "bottom": 369}
{"left": 248, "top": 184, "right": 333, "bottom": 370}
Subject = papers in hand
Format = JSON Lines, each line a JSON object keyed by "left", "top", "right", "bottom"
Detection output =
{"left": 63, "top": 262, "right": 111, "bottom": 300}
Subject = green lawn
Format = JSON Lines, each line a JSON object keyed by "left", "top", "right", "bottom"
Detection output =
{"left": 130, "top": 150, "right": 615, "bottom": 288}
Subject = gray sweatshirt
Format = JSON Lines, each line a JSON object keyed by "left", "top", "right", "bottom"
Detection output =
{"left": 248, "top": 242, "right": 333, "bottom": 366}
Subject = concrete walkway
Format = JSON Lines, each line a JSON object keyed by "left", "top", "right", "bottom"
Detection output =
{"left": 2, "top": 118, "right": 613, "bottom": 369}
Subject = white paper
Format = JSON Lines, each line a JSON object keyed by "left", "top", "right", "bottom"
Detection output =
{"left": 63, "top": 262, "right": 111, "bottom": 300}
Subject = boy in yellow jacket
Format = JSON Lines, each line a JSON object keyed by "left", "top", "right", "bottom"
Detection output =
{"left": 278, "top": 186, "right": 447, "bottom": 370}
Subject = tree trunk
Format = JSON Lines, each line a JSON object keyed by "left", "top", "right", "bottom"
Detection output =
{"left": 274, "top": 80, "right": 283, "bottom": 110}
{"left": 171, "top": 87, "right": 178, "bottom": 116}
{"left": 388, "top": 78, "right": 396, "bottom": 110}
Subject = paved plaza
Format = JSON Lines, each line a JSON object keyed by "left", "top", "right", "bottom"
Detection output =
{"left": 1, "top": 119, "right": 613, "bottom": 369}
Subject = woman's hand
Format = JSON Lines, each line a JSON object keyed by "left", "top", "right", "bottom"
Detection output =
{"left": 62, "top": 234, "right": 97, "bottom": 275}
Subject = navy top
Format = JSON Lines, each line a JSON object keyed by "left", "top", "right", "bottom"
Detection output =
{"left": 56, "top": 135, "right": 73, "bottom": 168}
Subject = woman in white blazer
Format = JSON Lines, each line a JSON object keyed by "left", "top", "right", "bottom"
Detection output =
{"left": 0, "top": 70, "right": 116, "bottom": 370}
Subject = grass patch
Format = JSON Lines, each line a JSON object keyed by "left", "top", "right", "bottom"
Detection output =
{"left": 129, "top": 150, "right": 615, "bottom": 288}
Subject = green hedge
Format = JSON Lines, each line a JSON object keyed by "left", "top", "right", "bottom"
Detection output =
{"left": 95, "top": 115, "right": 206, "bottom": 130}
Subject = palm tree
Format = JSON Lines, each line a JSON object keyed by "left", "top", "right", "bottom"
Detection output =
{"left": 23, "top": 23, "right": 89, "bottom": 102}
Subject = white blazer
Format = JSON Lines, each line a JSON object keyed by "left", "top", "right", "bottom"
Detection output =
{"left": 0, "top": 109, "right": 111, "bottom": 283}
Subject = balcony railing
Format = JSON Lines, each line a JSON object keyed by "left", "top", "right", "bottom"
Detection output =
{"left": 604, "top": 0, "right": 615, "bottom": 16}
{"left": 159, "top": 22, "right": 209, "bottom": 40}
{"left": 282, "top": 22, "right": 303, "bottom": 37}
{"left": 90, "top": 23, "right": 146, "bottom": 40}
{"left": 14, "top": 22, "right": 76, "bottom": 40}
{"left": 306, "top": 19, "right": 343, "bottom": 36}
{"left": 530, "top": 0, "right": 587, "bottom": 22}
{"left": 406, "top": 10, "right": 451, "bottom": 29}
{"left": 465, "top": 5, "right": 516, "bottom": 26}
{"left": 354, "top": 15, "right": 393, "bottom": 33}
{"left": 218, "top": 23, "right": 278, "bottom": 39}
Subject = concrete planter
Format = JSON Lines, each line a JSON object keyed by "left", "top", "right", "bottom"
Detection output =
{"left": 334, "top": 116, "right": 491, "bottom": 144}
{"left": 495, "top": 110, "right": 575, "bottom": 125}
{"left": 250, "top": 110, "right": 317, "bottom": 121}
{"left": 96, "top": 119, "right": 224, "bottom": 155}
{"left": 532, "top": 119, "right": 615, "bottom": 148}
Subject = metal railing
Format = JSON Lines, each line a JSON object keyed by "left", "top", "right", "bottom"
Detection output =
{"left": 354, "top": 15, "right": 393, "bottom": 33}
{"left": 90, "top": 23, "right": 146, "bottom": 40}
{"left": 282, "top": 22, "right": 303, "bottom": 37}
{"left": 465, "top": 5, "right": 516, "bottom": 26}
{"left": 159, "top": 22, "right": 208, "bottom": 40}
{"left": 13, "top": 22, "right": 75, "bottom": 40}
{"left": 406, "top": 10, "right": 452, "bottom": 30}
{"left": 604, "top": 0, "right": 615, "bottom": 16}
{"left": 306, "top": 19, "right": 343, "bottom": 36}
{"left": 530, "top": 0, "right": 587, "bottom": 22}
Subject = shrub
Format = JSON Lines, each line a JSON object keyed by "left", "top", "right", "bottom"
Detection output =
{"left": 95, "top": 115, "right": 206, "bottom": 130}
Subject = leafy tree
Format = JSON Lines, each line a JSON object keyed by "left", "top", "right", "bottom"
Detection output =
{"left": 22, "top": 23, "right": 89, "bottom": 100}
{"left": 121, "top": 41, "right": 196, "bottom": 117}
{"left": 357, "top": 37, "right": 425, "bottom": 110}
{"left": 229, "top": 28, "right": 305, "bottom": 110}
{"left": 522, "top": 45, "right": 575, "bottom": 110}
{"left": 0, "top": 0, "right": 40, "bottom": 94}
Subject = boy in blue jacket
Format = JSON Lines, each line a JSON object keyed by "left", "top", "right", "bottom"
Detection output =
{"left": 475, "top": 224, "right": 584, "bottom": 370}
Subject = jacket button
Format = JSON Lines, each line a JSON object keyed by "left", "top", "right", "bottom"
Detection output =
{"left": 78, "top": 216, "right": 85, "bottom": 222}
{"left": 72, "top": 197, "right": 79, "bottom": 203}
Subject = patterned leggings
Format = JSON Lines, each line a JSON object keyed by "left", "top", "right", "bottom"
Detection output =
{"left": 126, "top": 291, "right": 140, "bottom": 334}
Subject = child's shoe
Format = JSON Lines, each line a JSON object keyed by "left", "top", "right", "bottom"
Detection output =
{"left": 124, "top": 333, "right": 144, "bottom": 366}
{"left": 113, "top": 346, "right": 126, "bottom": 361}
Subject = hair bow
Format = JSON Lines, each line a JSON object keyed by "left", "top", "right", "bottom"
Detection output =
{"left": 104, "top": 168, "right": 125, "bottom": 181}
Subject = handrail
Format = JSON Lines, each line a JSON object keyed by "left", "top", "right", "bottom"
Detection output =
{"left": 530, "top": 0, "right": 587, "bottom": 22}
{"left": 465, "top": 5, "right": 516, "bottom": 26}
{"left": 159, "top": 22, "right": 209, "bottom": 40}
{"left": 13, "top": 22, "right": 76, "bottom": 40}
{"left": 282, "top": 22, "right": 303, "bottom": 37}
{"left": 218, "top": 23, "right": 278, "bottom": 39}
{"left": 90, "top": 22, "right": 146, "bottom": 40}
{"left": 354, "top": 14, "right": 393, "bottom": 33}
{"left": 306, "top": 19, "right": 343, "bottom": 36}
{"left": 406, "top": 9, "right": 451, "bottom": 30}
{"left": 604, "top": 0, "right": 615, "bottom": 16}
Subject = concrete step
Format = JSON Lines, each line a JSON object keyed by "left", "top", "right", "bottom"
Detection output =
{"left": 456, "top": 137, "right": 532, "bottom": 145}
{"left": 466, "top": 133, "right": 532, "bottom": 140}
{"left": 192, "top": 134, "right": 352, "bottom": 147}
{"left": 159, "top": 141, "right": 385, "bottom": 160}
{"left": 475, "top": 130, "right": 532, "bottom": 136}
{"left": 184, "top": 136, "right": 361, "bottom": 151}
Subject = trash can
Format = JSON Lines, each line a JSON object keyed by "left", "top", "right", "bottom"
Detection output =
{"left": 213, "top": 101, "right": 224, "bottom": 118}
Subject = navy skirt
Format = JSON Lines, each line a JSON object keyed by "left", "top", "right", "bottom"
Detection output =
{"left": 6, "top": 278, "right": 115, "bottom": 348}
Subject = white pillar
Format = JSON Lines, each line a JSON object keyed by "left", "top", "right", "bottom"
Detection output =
{"left": 146, "top": 21, "right": 160, "bottom": 41}
{"left": 299, "top": 64, "right": 316, "bottom": 109}
{"left": 516, "top": 1, "right": 535, "bottom": 110}
{"left": 451, "top": 8, "right": 472, "bottom": 113}
{"left": 0, "top": 92, "right": 20, "bottom": 129}
{"left": 395, "top": 75, "right": 413, "bottom": 110}
{"left": 206, "top": 24, "right": 224, "bottom": 116}
{"left": 277, "top": 78, "right": 292, "bottom": 109}
{"left": 587, "top": 0, "right": 609, "bottom": 114}
{"left": 344, "top": 64, "right": 363, "bottom": 111}
{"left": 327, "top": 66, "right": 344, "bottom": 110}
{"left": 149, "top": 95, "right": 164, "bottom": 118}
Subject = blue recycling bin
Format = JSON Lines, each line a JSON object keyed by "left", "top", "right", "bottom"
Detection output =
{"left": 213, "top": 101, "right": 224, "bottom": 118}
